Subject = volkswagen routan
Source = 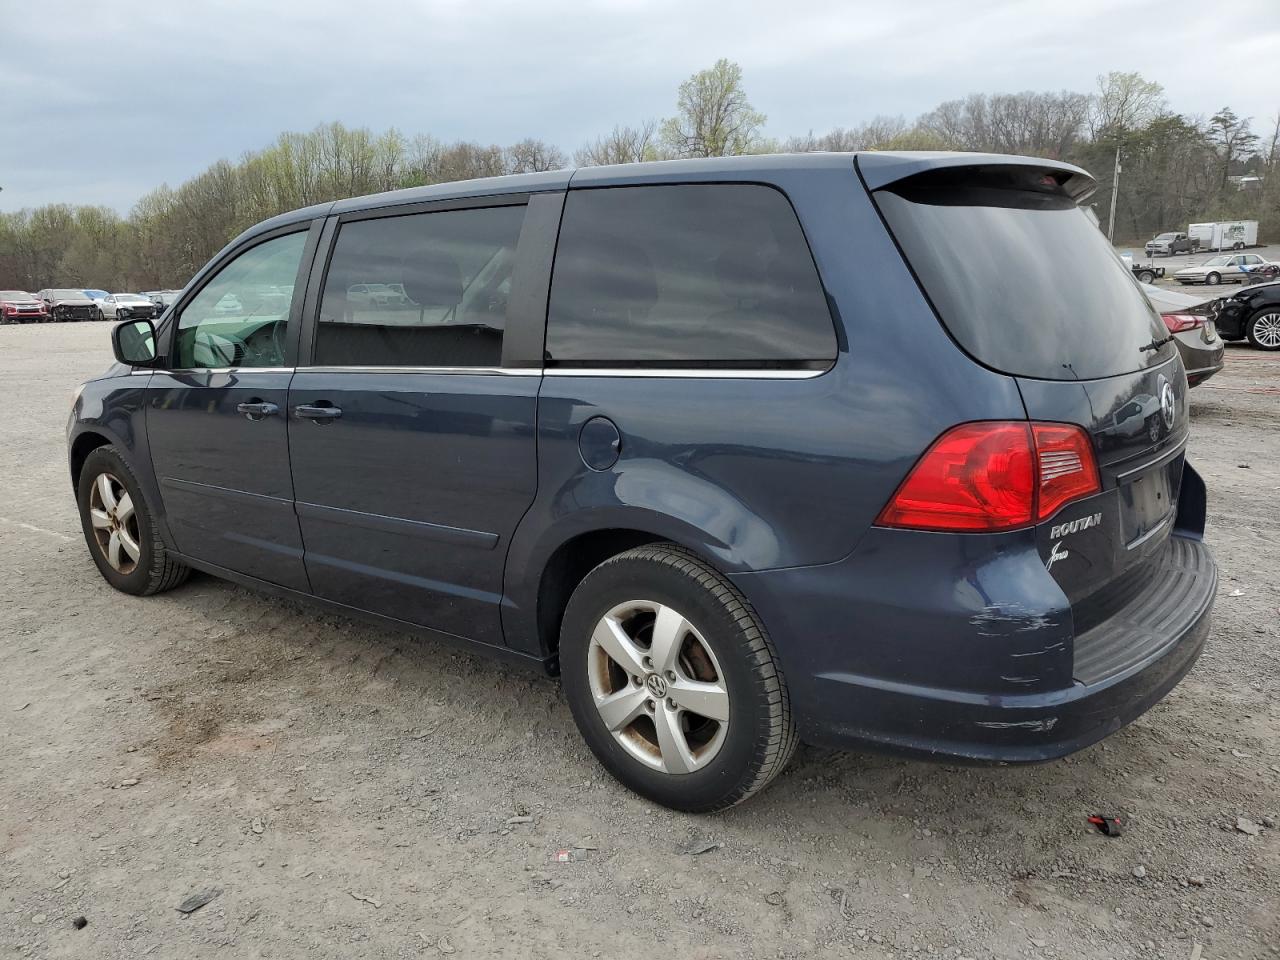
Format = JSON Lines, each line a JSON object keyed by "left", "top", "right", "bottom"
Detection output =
{"left": 70, "top": 152, "right": 1216, "bottom": 810}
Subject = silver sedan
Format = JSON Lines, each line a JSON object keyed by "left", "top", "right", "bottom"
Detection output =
{"left": 1174, "top": 253, "right": 1268, "bottom": 286}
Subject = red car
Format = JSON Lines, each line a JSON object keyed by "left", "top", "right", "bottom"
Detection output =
{"left": 0, "top": 290, "right": 48, "bottom": 324}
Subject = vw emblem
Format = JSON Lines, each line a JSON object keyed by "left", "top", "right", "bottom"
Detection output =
{"left": 645, "top": 673, "right": 668, "bottom": 698}
{"left": 1158, "top": 376, "right": 1176, "bottom": 430}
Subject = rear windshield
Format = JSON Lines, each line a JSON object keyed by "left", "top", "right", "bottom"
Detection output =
{"left": 875, "top": 169, "right": 1172, "bottom": 381}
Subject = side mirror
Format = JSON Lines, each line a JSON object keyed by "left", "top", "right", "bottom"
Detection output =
{"left": 112, "top": 318, "right": 158, "bottom": 366}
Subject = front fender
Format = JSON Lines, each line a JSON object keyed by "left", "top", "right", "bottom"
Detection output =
{"left": 68, "top": 373, "right": 170, "bottom": 545}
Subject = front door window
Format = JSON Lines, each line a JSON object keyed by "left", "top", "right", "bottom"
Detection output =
{"left": 173, "top": 232, "right": 307, "bottom": 369}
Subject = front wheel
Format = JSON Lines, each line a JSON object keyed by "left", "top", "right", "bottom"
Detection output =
{"left": 1136, "top": 270, "right": 1156, "bottom": 284}
{"left": 560, "top": 544, "right": 797, "bottom": 812}
{"left": 77, "top": 446, "right": 190, "bottom": 595}
{"left": 1206, "top": 272, "right": 1221, "bottom": 285}
{"left": 1246, "top": 309, "right": 1280, "bottom": 351}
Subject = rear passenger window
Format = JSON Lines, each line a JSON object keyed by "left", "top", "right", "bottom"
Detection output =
{"left": 314, "top": 204, "right": 526, "bottom": 368}
{"left": 546, "top": 185, "right": 836, "bottom": 367}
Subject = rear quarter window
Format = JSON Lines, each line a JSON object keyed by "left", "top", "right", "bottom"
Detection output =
{"left": 875, "top": 169, "right": 1172, "bottom": 381}
{"left": 546, "top": 184, "right": 836, "bottom": 368}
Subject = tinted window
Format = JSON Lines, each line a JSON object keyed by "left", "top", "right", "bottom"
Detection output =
{"left": 875, "top": 170, "right": 1171, "bottom": 381}
{"left": 174, "top": 231, "right": 307, "bottom": 369}
{"left": 314, "top": 204, "right": 526, "bottom": 368}
{"left": 546, "top": 185, "right": 835, "bottom": 367}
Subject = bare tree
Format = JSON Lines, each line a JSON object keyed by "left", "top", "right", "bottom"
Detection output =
{"left": 504, "top": 138, "right": 569, "bottom": 174}
{"left": 661, "top": 59, "right": 766, "bottom": 158}
{"left": 1207, "top": 108, "right": 1260, "bottom": 188}
{"left": 575, "top": 121, "right": 661, "bottom": 166}
{"left": 1091, "top": 71, "right": 1165, "bottom": 136}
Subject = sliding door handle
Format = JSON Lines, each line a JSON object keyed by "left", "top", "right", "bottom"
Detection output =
{"left": 294, "top": 404, "right": 342, "bottom": 421}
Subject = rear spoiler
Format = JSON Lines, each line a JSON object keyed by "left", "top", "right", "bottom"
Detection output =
{"left": 856, "top": 152, "right": 1097, "bottom": 203}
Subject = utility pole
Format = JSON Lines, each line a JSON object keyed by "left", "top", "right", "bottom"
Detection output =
{"left": 1106, "top": 146, "right": 1121, "bottom": 243}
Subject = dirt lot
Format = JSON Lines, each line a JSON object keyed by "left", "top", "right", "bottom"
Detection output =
{"left": 2, "top": 323, "right": 1277, "bottom": 960}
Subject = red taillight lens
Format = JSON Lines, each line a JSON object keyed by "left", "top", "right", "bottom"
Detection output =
{"left": 1162, "top": 313, "right": 1202, "bottom": 333}
{"left": 877, "top": 421, "right": 1100, "bottom": 532}
{"left": 876, "top": 423, "right": 1036, "bottom": 531}
{"left": 1031, "top": 422, "right": 1100, "bottom": 520}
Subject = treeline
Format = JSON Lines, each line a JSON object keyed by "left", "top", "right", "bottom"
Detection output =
{"left": 1, "top": 62, "right": 1275, "bottom": 292}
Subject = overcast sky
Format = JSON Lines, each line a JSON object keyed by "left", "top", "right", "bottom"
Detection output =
{"left": 2, "top": 0, "right": 1277, "bottom": 213}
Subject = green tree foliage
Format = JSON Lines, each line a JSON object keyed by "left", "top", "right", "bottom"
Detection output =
{"left": 0, "top": 64, "right": 1273, "bottom": 291}
{"left": 660, "top": 59, "right": 767, "bottom": 158}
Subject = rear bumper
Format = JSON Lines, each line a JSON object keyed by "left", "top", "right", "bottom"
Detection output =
{"left": 1185, "top": 361, "right": 1224, "bottom": 387}
{"left": 732, "top": 530, "right": 1215, "bottom": 764}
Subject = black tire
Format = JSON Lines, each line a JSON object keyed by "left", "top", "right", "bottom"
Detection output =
{"left": 1206, "top": 272, "right": 1220, "bottom": 286}
{"left": 1137, "top": 270, "right": 1156, "bottom": 284}
{"left": 97, "top": 309, "right": 105, "bottom": 322}
{"left": 77, "top": 445, "right": 190, "bottom": 595}
{"left": 1246, "top": 308, "right": 1280, "bottom": 351}
{"left": 560, "top": 543, "right": 797, "bottom": 812}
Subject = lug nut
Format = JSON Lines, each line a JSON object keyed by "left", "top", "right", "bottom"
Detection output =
{"left": 665, "top": 670, "right": 677, "bottom": 682}
{"left": 666, "top": 698, "right": 677, "bottom": 710}
{"left": 645, "top": 699, "right": 655, "bottom": 712}
{"left": 642, "top": 656, "right": 653, "bottom": 669}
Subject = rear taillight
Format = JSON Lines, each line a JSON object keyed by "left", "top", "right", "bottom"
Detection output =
{"left": 876, "top": 421, "right": 1100, "bottom": 532}
{"left": 1031, "top": 422, "right": 1100, "bottom": 520}
{"left": 1162, "top": 313, "right": 1203, "bottom": 333}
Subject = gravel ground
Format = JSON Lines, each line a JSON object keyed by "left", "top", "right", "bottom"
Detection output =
{"left": 1, "top": 323, "right": 1277, "bottom": 960}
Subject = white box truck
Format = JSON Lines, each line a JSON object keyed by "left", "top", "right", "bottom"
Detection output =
{"left": 1188, "top": 220, "right": 1258, "bottom": 251}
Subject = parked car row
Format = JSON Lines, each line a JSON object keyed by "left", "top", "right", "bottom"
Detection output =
{"left": 0, "top": 288, "right": 181, "bottom": 323}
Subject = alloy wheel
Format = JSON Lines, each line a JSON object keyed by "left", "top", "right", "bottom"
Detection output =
{"left": 586, "top": 600, "right": 730, "bottom": 774}
{"left": 1251, "top": 311, "right": 1280, "bottom": 349}
{"left": 88, "top": 472, "right": 141, "bottom": 574}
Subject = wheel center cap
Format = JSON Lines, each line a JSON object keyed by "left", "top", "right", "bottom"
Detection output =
{"left": 645, "top": 673, "right": 668, "bottom": 698}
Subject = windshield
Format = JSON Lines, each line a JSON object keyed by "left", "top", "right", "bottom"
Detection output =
{"left": 83, "top": 289, "right": 108, "bottom": 298}
{"left": 1155, "top": 233, "right": 1175, "bottom": 240}
{"left": 1203, "top": 256, "right": 1230, "bottom": 266}
{"left": 116, "top": 293, "right": 144, "bottom": 300}
{"left": 52, "top": 289, "right": 89, "bottom": 298}
{"left": 874, "top": 168, "right": 1171, "bottom": 381}
{"left": 0, "top": 291, "right": 32, "bottom": 299}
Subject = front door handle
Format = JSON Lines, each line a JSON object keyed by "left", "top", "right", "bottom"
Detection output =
{"left": 294, "top": 404, "right": 342, "bottom": 421}
{"left": 236, "top": 400, "right": 279, "bottom": 421}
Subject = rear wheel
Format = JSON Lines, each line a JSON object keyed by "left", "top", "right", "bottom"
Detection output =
{"left": 77, "top": 446, "right": 190, "bottom": 595}
{"left": 1136, "top": 270, "right": 1156, "bottom": 284}
{"left": 560, "top": 544, "right": 797, "bottom": 811}
{"left": 1246, "top": 309, "right": 1280, "bottom": 351}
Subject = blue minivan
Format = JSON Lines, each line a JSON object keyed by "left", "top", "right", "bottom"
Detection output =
{"left": 70, "top": 153, "right": 1216, "bottom": 810}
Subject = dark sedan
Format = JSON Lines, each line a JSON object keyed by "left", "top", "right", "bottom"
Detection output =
{"left": 37, "top": 289, "right": 99, "bottom": 322}
{"left": 1140, "top": 283, "right": 1225, "bottom": 385}
{"left": 1208, "top": 280, "right": 1280, "bottom": 350}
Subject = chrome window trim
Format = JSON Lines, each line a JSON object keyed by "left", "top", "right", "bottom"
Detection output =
{"left": 134, "top": 365, "right": 827, "bottom": 379}
{"left": 298, "top": 366, "right": 542, "bottom": 376}
{"left": 136, "top": 367, "right": 296, "bottom": 375}
{"left": 543, "top": 367, "right": 828, "bottom": 379}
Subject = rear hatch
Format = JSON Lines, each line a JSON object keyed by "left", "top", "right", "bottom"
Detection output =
{"left": 865, "top": 158, "right": 1190, "bottom": 648}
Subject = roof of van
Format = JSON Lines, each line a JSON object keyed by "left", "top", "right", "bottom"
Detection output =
{"left": 235, "top": 151, "right": 1093, "bottom": 244}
